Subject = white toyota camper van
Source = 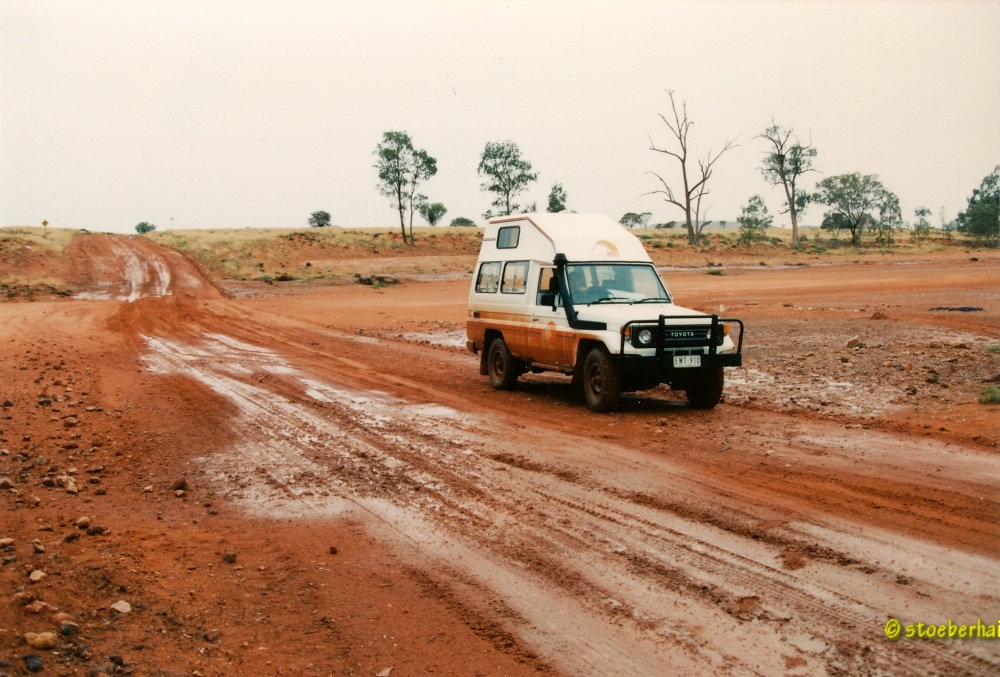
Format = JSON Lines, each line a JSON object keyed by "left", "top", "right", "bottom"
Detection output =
{"left": 466, "top": 213, "right": 743, "bottom": 411}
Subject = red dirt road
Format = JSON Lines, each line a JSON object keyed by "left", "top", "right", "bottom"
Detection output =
{"left": 2, "top": 233, "right": 999, "bottom": 676}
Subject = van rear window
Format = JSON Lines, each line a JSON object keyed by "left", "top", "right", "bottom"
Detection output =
{"left": 475, "top": 261, "right": 501, "bottom": 293}
{"left": 497, "top": 226, "right": 520, "bottom": 249}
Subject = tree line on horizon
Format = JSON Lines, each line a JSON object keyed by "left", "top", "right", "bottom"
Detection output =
{"left": 134, "top": 92, "right": 997, "bottom": 247}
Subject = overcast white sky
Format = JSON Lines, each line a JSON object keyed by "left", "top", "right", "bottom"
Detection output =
{"left": 2, "top": 0, "right": 998, "bottom": 233}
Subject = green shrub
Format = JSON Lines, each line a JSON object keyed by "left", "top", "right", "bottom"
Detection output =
{"left": 979, "top": 385, "right": 1000, "bottom": 404}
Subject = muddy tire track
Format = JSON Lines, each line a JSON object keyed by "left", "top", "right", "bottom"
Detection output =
{"left": 142, "top": 331, "right": 1000, "bottom": 675}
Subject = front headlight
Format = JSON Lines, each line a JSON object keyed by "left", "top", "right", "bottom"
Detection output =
{"left": 637, "top": 328, "right": 654, "bottom": 346}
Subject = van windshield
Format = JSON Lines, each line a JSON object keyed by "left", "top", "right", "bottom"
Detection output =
{"left": 566, "top": 263, "right": 671, "bottom": 305}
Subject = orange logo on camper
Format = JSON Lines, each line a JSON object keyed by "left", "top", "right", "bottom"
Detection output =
{"left": 591, "top": 240, "right": 620, "bottom": 257}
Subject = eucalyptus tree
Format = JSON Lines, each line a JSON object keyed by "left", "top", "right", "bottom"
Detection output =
{"left": 373, "top": 130, "right": 437, "bottom": 244}
{"left": 812, "top": 173, "right": 900, "bottom": 245}
{"left": 912, "top": 206, "right": 932, "bottom": 242}
{"left": 418, "top": 201, "right": 448, "bottom": 226}
{"left": 736, "top": 195, "right": 772, "bottom": 248}
{"left": 758, "top": 119, "right": 817, "bottom": 246}
{"left": 619, "top": 212, "right": 651, "bottom": 229}
{"left": 957, "top": 165, "right": 999, "bottom": 245}
{"left": 308, "top": 210, "right": 331, "bottom": 228}
{"left": 547, "top": 182, "right": 567, "bottom": 212}
{"left": 477, "top": 140, "right": 538, "bottom": 217}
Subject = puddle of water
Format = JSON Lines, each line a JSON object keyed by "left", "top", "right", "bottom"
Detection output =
{"left": 143, "top": 333, "right": 475, "bottom": 520}
{"left": 75, "top": 291, "right": 114, "bottom": 301}
{"left": 399, "top": 330, "right": 467, "bottom": 349}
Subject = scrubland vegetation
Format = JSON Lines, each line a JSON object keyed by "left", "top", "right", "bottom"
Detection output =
{"left": 2, "top": 223, "right": 988, "bottom": 294}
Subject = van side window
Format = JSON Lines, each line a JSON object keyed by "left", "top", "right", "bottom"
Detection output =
{"left": 475, "top": 261, "right": 501, "bottom": 293}
{"left": 501, "top": 261, "right": 529, "bottom": 294}
{"left": 535, "top": 267, "right": 560, "bottom": 306}
{"left": 497, "top": 226, "right": 520, "bottom": 249}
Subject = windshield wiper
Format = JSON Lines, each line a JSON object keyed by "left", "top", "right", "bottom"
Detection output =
{"left": 635, "top": 297, "right": 672, "bottom": 303}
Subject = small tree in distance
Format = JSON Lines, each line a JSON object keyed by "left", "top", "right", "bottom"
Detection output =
{"left": 736, "top": 195, "right": 772, "bottom": 249}
{"left": 956, "top": 164, "right": 999, "bottom": 246}
{"left": 477, "top": 140, "right": 538, "bottom": 218}
{"left": 308, "top": 210, "right": 331, "bottom": 228}
{"left": 547, "top": 183, "right": 567, "bottom": 212}
{"left": 873, "top": 192, "right": 902, "bottom": 245}
{"left": 418, "top": 202, "right": 448, "bottom": 226}
{"left": 911, "top": 207, "right": 932, "bottom": 242}
{"left": 135, "top": 222, "right": 156, "bottom": 234}
{"left": 812, "top": 173, "right": 900, "bottom": 245}
{"left": 619, "top": 212, "right": 651, "bottom": 229}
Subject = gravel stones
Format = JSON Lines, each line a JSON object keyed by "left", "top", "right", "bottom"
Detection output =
{"left": 23, "top": 631, "right": 59, "bottom": 649}
{"left": 22, "top": 653, "right": 44, "bottom": 672}
{"left": 109, "top": 599, "right": 132, "bottom": 615}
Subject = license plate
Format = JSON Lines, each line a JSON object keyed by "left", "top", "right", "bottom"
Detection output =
{"left": 673, "top": 355, "right": 702, "bottom": 368}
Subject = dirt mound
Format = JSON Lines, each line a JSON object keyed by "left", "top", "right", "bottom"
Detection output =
{"left": 66, "top": 234, "right": 222, "bottom": 301}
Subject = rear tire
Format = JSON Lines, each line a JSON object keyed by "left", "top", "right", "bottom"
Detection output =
{"left": 487, "top": 337, "right": 519, "bottom": 390}
{"left": 582, "top": 347, "right": 621, "bottom": 412}
{"left": 685, "top": 363, "right": 724, "bottom": 409}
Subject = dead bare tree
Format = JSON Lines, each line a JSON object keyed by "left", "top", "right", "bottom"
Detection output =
{"left": 648, "top": 90, "right": 736, "bottom": 245}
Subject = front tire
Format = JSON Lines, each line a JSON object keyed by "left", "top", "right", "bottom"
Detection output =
{"left": 684, "top": 363, "right": 724, "bottom": 409}
{"left": 487, "top": 337, "right": 519, "bottom": 390}
{"left": 582, "top": 347, "right": 621, "bottom": 412}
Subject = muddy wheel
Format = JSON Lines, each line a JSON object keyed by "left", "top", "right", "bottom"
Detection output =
{"left": 582, "top": 347, "right": 621, "bottom": 412}
{"left": 685, "top": 363, "right": 724, "bottom": 409}
{"left": 487, "top": 337, "right": 519, "bottom": 390}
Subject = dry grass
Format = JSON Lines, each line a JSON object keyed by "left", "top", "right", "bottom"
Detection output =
{"left": 0, "top": 227, "right": 80, "bottom": 292}
{"left": 0, "top": 225, "right": 79, "bottom": 254}
{"left": 0, "top": 224, "right": 986, "bottom": 288}
{"left": 163, "top": 225, "right": 978, "bottom": 282}
{"left": 151, "top": 226, "right": 483, "bottom": 281}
